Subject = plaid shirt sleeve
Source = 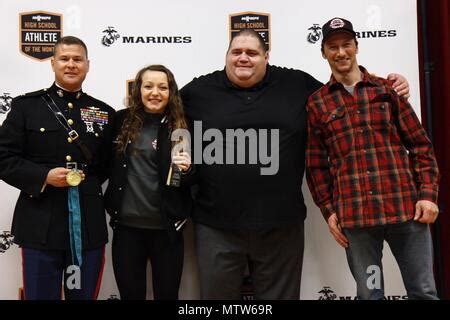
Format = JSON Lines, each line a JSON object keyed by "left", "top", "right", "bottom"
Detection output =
{"left": 306, "top": 94, "right": 335, "bottom": 221}
{"left": 391, "top": 91, "right": 440, "bottom": 204}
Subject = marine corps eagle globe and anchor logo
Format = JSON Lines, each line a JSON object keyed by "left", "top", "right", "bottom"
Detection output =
{"left": 102, "top": 26, "right": 121, "bottom": 47}
{"left": 0, "top": 231, "right": 14, "bottom": 253}
{"left": 307, "top": 24, "right": 322, "bottom": 44}
{"left": 318, "top": 286, "right": 337, "bottom": 300}
{"left": 0, "top": 93, "right": 13, "bottom": 115}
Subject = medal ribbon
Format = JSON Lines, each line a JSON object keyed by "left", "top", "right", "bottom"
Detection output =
{"left": 68, "top": 187, "right": 83, "bottom": 267}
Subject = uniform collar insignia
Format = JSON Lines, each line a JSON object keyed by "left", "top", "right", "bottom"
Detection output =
{"left": 51, "top": 83, "right": 83, "bottom": 100}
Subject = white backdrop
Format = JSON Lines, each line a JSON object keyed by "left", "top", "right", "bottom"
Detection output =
{"left": 0, "top": 0, "right": 420, "bottom": 300}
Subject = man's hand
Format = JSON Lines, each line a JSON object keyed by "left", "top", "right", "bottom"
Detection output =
{"left": 46, "top": 167, "right": 85, "bottom": 187}
{"left": 327, "top": 213, "right": 349, "bottom": 248}
{"left": 387, "top": 73, "right": 410, "bottom": 99}
{"left": 414, "top": 200, "right": 439, "bottom": 224}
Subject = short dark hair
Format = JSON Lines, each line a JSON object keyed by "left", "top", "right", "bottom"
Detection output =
{"left": 54, "top": 36, "right": 88, "bottom": 58}
{"left": 228, "top": 29, "right": 268, "bottom": 53}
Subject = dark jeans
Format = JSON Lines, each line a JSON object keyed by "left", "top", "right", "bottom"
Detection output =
{"left": 22, "top": 246, "right": 105, "bottom": 300}
{"left": 343, "top": 220, "right": 438, "bottom": 300}
{"left": 112, "top": 225, "right": 184, "bottom": 300}
{"left": 195, "top": 221, "right": 304, "bottom": 300}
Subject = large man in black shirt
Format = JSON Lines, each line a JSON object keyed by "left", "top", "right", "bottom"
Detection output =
{"left": 180, "top": 29, "right": 409, "bottom": 299}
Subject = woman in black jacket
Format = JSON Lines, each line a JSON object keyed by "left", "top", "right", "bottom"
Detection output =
{"left": 105, "top": 65, "right": 193, "bottom": 300}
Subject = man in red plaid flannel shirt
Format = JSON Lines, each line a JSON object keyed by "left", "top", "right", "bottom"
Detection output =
{"left": 306, "top": 17, "right": 440, "bottom": 300}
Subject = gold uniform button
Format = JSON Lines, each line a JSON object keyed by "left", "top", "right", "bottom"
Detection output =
{"left": 40, "top": 128, "right": 45, "bottom": 132}
{"left": 66, "top": 155, "right": 72, "bottom": 162}
{"left": 95, "top": 133, "right": 99, "bottom": 137}
{"left": 67, "top": 137, "right": 73, "bottom": 143}
{"left": 68, "top": 102, "right": 74, "bottom": 109}
{"left": 67, "top": 119, "right": 74, "bottom": 125}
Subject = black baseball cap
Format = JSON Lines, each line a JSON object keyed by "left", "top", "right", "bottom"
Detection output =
{"left": 321, "top": 17, "right": 356, "bottom": 44}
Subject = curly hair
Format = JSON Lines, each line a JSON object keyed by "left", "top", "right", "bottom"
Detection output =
{"left": 115, "top": 65, "right": 188, "bottom": 154}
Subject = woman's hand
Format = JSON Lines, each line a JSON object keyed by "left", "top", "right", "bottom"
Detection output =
{"left": 172, "top": 151, "right": 191, "bottom": 172}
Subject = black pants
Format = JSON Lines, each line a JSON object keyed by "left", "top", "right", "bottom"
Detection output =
{"left": 112, "top": 225, "right": 184, "bottom": 300}
{"left": 195, "top": 222, "right": 305, "bottom": 300}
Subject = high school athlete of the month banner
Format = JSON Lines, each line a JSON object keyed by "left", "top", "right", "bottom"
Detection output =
{"left": 0, "top": 0, "right": 419, "bottom": 300}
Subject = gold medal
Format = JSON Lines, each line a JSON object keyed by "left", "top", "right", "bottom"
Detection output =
{"left": 66, "top": 170, "right": 82, "bottom": 186}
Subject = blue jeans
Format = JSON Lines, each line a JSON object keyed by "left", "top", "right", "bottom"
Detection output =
{"left": 343, "top": 220, "right": 438, "bottom": 300}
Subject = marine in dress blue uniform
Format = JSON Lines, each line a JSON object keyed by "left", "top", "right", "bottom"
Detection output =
{"left": 0, "top": 36, "right": 115, "bottom": 300}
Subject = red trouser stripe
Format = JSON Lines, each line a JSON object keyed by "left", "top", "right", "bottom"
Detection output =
{"left": 92, "top": 245, "right": 106, "bottom": 300}
{"left": 21, "top": 248, "right": 26, "bottom": 300}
